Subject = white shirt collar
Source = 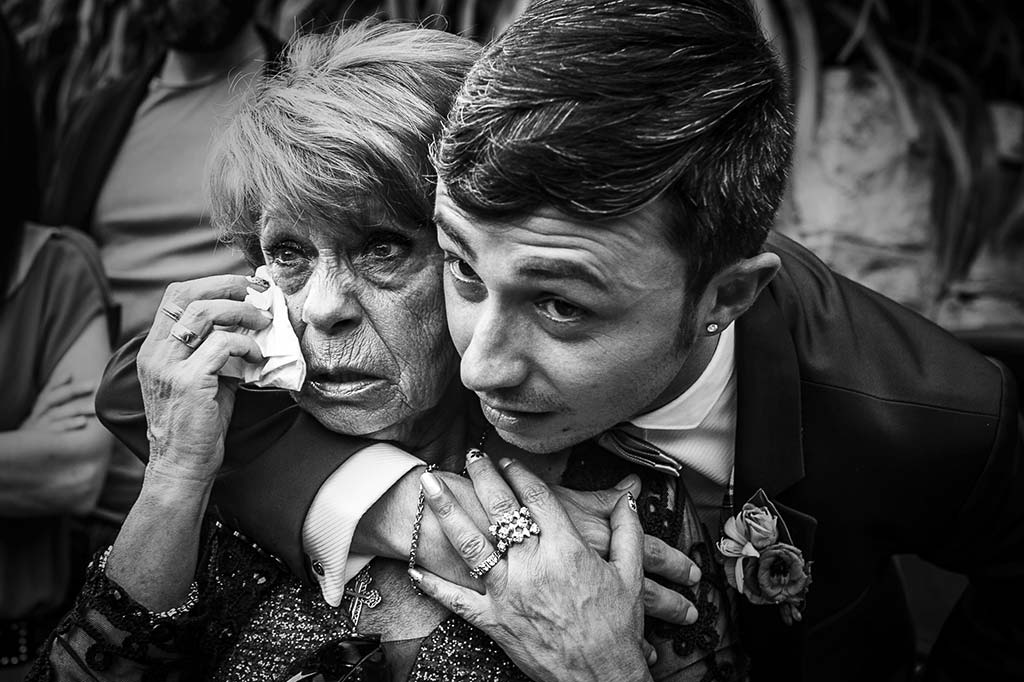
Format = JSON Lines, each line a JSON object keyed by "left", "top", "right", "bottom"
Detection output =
{"left": 630, "top": 322, "right": 736, "bottom": 431}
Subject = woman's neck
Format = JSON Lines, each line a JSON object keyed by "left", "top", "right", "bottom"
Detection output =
{"left": 392, "top": 379, "right": 477, "bottom": 472}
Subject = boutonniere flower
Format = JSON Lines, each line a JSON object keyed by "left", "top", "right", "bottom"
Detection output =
{"left": 716, "top": 489, "right": 812, "bottom": 625}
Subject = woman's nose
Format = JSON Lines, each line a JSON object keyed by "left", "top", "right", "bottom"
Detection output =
{"left": 300, "top": 265, "right": 363, "bottom": 334}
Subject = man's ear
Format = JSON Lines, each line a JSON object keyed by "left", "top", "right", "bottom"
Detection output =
{"left": 699, "top": 252, "right": 780, "bottom": 331}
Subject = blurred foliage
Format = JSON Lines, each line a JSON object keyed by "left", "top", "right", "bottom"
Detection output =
{"left": 761, "top": 0, "right": 1023, "bottom": 302}
{"left": 1, "top": 0, "right": 528, "bottom": 161}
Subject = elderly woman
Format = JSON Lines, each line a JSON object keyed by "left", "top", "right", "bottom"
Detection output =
{"left": 29, "top": 21, "right": 692, "bottom": 682}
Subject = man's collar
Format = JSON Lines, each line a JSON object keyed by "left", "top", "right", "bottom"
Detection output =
{"left": 631, "top": 323, "right": 736, "bottom": 431}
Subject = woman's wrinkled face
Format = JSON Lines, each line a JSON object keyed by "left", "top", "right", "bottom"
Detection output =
{"left": 260, "top": 210, "right": 458, "bottom": 442}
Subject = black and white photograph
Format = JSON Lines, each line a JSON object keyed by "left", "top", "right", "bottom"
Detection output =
{"left": 1, "top": 1, "right": 1022, "bottom": 680}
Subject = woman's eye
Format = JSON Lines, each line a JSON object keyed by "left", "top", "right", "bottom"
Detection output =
{"left": 359, "top": 233, "right": 411, "bottom": 265}
{"left": 267, "top": 242, "right": 307, "bottom": 267}
{"left": 537, "top": 297, "right": 585, "bottom": 323}
{"left": 368, "top": 242, "right": 398, "bottom": 259}
{"left": 447, "top": 257, "right": 481, "bottom": 283}
{"left": 364, "top": 240, "right": 402, "bottom": 261}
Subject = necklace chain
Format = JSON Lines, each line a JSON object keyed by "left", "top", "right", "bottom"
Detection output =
{"left": 409, "top": 427, "right": 490, "bottom": 593}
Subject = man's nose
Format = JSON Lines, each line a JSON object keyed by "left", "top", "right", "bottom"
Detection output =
{"left": 301, "top": 263, "right": 363, "bottom": 334}
{"left": 459, "top": 302, "right": 529, "bottom": 392}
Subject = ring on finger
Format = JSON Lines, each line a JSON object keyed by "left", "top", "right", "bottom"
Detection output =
{"left": 489, "top": 506, "right": 541, "bottom": 553}
{"left": 469, "top": 548, "right": 504, "bottom": 579}
{"left": 161, "top": 302, "right": 185, "bottom": 322}
{"left": 169, "top": 322, "right": 204, "bottom": 350}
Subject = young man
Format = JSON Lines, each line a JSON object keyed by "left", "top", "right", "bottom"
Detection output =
{"left": 410, "top": 3, "right": 1024, "bottom": 679}
{"left": 99, "top": 1, "right": 1023, "bottom": 680}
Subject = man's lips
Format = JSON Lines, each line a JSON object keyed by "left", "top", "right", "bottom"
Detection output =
{"left": 479, "top": 399, "right": 553, "bottom": 430}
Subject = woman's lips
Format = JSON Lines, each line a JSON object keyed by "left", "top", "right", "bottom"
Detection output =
{"left": 304, "top": 369, "right": 388, "bottom": 401}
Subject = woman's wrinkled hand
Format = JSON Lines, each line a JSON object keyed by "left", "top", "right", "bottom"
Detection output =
{"left": 411, "top": 454, "right": 655, "bottom": 682}
{"left": 137, "top": 274, "right": 270, "bottom": 483}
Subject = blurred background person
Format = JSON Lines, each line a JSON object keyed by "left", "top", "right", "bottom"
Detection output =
{"left": 39, "top": 0, "right": 280, "bottom": 554}
{"left": 0, "top": 10, "right": 114, "bottom": 679}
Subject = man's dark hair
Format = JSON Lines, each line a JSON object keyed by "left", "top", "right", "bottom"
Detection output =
{"left": 434, "top": 0, "right": 794, "bottom": 294}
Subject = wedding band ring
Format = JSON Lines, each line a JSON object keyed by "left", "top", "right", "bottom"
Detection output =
{"left": 489, "top": 506, "right": 541, "bottom": 553}
{"left": 469, "top": 549, "right": 504, "bottom": 579}
{"left": 161, "top": 303, "right": 185, "bottom": 322}
{"left": 169, "top": 322, "right": 203, "bottom": 350}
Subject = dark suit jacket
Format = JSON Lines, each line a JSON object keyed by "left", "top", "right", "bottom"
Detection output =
{"left": 96, "top": 232, "right": 1023, "bottom": 681}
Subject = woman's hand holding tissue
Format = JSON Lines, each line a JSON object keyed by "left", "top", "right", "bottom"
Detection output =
{"left": 137, "top": 273, "right": 272, "bottom": 484}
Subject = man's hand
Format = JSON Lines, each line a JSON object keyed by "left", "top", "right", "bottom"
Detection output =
{"left": 412, "top": 455, "right": 654, "bottom": 682}
{"left": 555, "top": 478, "right": 703, "bottom": 620}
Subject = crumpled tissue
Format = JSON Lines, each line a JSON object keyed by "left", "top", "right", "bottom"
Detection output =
{"left": 220, "top": 266, "right": 306, "bottom": 391}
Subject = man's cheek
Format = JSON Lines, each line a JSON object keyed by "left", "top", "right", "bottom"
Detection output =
{"left": 444, "top": 301, "right": 474, "bottom": 357}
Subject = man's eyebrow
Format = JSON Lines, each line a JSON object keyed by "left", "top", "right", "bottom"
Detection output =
{"left": 434, "top": 213, "right": 476, "bottom": 261}
{"left": 517, "top": 257, "right": 609, "bottom": 293}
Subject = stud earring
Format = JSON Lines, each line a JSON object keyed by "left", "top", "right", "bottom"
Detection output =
{"left": 706, "top": 322, "right": 720, "bottom": 334}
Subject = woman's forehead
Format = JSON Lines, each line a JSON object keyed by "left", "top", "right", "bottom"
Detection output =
{"left": 258, "top": 201, "right": 421, "bottom": 239}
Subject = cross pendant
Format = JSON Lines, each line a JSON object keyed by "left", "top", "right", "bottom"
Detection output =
{"left": 345, "top": 567, "right": 381, "bottom": 629}
{"left": 345, "top": 583, "right": 382, "bottom": 609}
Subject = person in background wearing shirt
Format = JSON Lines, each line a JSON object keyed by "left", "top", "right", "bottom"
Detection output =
{"left": 41, "top": 0, "right": 280, "bottom": 555}
{"left": 0, "top": 11, "right": 114, "bottom": 677}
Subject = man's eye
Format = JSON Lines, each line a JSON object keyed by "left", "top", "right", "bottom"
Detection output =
{"left": 447, "top": 257, "right": 481, "bottom": 283}
{"left": 537, "top": 297, "right": 585, "bottom": 323}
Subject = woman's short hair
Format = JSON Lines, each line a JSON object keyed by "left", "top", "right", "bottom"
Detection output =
{"left": 210, "top": 20, "right": 480, "bottom": 264}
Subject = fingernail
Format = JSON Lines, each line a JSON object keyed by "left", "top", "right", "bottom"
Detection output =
{"left": 247, "top": 275, "right": 270, "bottom": 290}
{"left": 684, "top": 605, "right": 699, "bottom": 625}
{"left": 421, "top": 471, "right": 442, "bottom": 496}
{"left": 465, "top": 448, "right": 487, "bottom": 464}
{"left": 408, "top": 567, "right": 422, "bottom": 584}
{"left": 615, "top": 474, "right": 639, "bottom": 490}
{"left": 259, "top": 309, "right": 274, "bottom": 320}
{"left": 646, "top": 647, "right": 658, "bottom": 666}
{"left": 688, "top": 564, "right": 702, "bottom": 584}
{"left": 498, "top": 457, "right": 513, "bottom": 469}
{"left": 626, "top": 492, "right": 638, "bottom": 512}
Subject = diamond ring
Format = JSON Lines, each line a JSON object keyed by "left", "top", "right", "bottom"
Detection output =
{"left": 488, "top": 506, "right": 541, "bottom": 553}
{"left": 469, "top": 549, "right": 504, "bottom": 579}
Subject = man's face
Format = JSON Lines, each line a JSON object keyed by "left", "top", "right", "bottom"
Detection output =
{"left": 435, "top": 183, "right": 702, "bottom": 453}
{"left": 143, "top": 0, "right": 254, "bottom": 53}
{"left": 260, "top": 210, "right": 458, "bottom": 444}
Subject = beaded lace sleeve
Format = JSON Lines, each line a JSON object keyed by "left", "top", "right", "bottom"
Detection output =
{"left": 25, "top": 548, "right": 205, "bottom": 682}
{"left": 26, "top": 520, "right": 291, "bottom": 682}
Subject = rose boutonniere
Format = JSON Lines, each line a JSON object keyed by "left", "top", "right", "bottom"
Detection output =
{"left": 716, "top": 489, "right": 811, "bottom": 625}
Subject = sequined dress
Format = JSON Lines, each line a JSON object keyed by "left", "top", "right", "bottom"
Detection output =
{"left": 26, "top": 519, "right": 526, "bottom": 682}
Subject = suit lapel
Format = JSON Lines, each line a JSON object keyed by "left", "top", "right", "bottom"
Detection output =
{"left": 733, "top": 288, "right": 815, "bottom": 681}
{"left": 733, "top": 288, "right": 804, "bottom": 503}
